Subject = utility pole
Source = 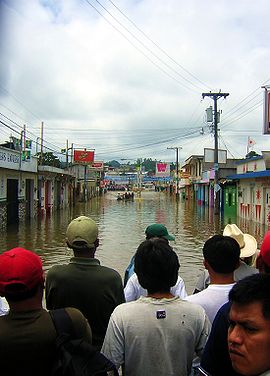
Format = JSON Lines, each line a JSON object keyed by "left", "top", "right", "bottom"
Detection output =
{"left": 40, "top": 121, "right": 44, "bottom": 165}
{"left": 167, "top": 146, "right": 182, "bottom": 199}
{"left": 202, "top": 92, "right": 229, "bottom": 214}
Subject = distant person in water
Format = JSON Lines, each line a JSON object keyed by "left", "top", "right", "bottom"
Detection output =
{"left": 45, "top": 215, "right": 124, "bottom": 349}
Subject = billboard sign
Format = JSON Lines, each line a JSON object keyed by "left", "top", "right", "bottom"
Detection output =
{"left": 204, "top": 148, "right": 227, "bottom": 164}
{"left": 74, "top": 150, "right": 94, "bottom": 164}
{"left": 155, "top": 162, "right": 170, "bottom": 177}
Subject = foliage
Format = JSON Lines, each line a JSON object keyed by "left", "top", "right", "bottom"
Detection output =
{"left": 245, "top": 150, "right": 260, "bottom": 159}
{"left": 106, "top": 160, "right": 121, "bottom": 168}
{"left": 36, "top": 152, "right": 61, "bottom": 167}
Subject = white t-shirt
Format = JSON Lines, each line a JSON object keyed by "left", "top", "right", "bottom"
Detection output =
{"left": 0, "top": 297, "right": 9, "bottom": 316}
{"left": 124, "top": 273, "right": 187, "bottom": 302}
{"left": 194, "top": 261, "right": 258, "bottom": 293}
{"left": 185, "top": 283, "right": 235, "bottom": 323}
{"left": 101, "top": 296, "right": 210, "bottom": 376}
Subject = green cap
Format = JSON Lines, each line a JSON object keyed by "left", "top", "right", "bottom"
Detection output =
{"left": 145, "top": 224, "right": 175, "bottom": 241}
{"left": 66, "top": 216, "right": 98, "bottom": 248}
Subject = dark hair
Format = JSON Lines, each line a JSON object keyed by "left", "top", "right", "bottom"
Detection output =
{"left": 229, "top": 274, "right": 270, "bottom": 320}
{"left": 203, "top": 234, "right": 240, "bottom": 273}
{"left": 134, "top": 238, "right": 179, "bottom": 294}
{"left": 4, "top": 283, "right": 42, "bottom": 302}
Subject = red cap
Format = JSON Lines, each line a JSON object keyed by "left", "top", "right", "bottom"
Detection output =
{"left": 259, "top": 231, "right": 270, "bottom": 267}
{"left": 0, "top": 248, "right": 44, "bottom": 296}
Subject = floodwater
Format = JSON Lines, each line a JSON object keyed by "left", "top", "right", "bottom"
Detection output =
{"left": 0, "top": 191, "right": 268, "bottom": 294}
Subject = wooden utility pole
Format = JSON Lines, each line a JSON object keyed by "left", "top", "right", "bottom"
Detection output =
{"left": 167, "top": 146, "right": 182, "bottom": 199}
{"left": 202, "top": 92, "right": 229, "bottom": 214}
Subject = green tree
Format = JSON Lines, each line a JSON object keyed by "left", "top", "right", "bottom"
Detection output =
{"left": 105, "top": 160, "right": 121, "bottom": 168}
{"left": 36, "top": 152, "right": 61, "bottom": 167}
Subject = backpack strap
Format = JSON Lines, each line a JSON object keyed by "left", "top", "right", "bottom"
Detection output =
{"left": 50, "top": 308, "right": 75, "bottom": 337}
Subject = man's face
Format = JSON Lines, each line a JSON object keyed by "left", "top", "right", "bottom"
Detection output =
{"left": 228, "top": 301, "right": 270, "bottom": 376}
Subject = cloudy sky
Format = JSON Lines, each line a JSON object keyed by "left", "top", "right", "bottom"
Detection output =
{"left": 1, "top": 0, "right": 270, "bottom": 164}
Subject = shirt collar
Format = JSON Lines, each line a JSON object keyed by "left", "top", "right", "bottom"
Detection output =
{"left": 70, "top": 257, "right": 100, "bottom": 266}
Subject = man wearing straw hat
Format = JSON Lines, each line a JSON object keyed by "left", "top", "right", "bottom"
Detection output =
{"left": 193, "top": 224, "right": 258, "bottom": 294}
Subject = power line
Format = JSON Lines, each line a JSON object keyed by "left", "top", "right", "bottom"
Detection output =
{"left": 83, "top": 0, "right": 201, "bottom": 93}
{"left": 107, "top": 0, "right": 211, "bottom": 91}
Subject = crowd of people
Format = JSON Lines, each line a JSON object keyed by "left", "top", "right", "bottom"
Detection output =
{"left": 0, "top": 216, "right": 270, "bottom": 376}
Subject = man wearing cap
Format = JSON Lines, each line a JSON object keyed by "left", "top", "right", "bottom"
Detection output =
{"left": 45, "top": 215, "right": 125, "bottom": 350}
{"left": 193, "top": 224, "right": 258, "bottom": 294}
{"left": 124, "top": 223, "right": 176, "bottom": 286}
{"left": 0, "top": 247, "right": 91, "bottom": 376}
{"left": 124, "top": 223, "right": 187, "bottom": 301}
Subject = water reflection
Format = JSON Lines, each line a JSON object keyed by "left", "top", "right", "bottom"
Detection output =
{"left": 0, "top": 191, "right": 268, "bottom": 294}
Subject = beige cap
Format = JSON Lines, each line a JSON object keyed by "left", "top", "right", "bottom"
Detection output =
{"left": 66, "top": 216, "right": 98, "bottom": 249}
{"left": 223, "top": 224, "right": 257, "bottom": 258}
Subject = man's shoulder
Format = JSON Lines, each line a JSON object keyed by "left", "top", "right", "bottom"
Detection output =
{"left": 98, "top": 264, "right": 122, "bottom": 280}
{"left": 47, "top": 263, "right": 69, "bottom": 276}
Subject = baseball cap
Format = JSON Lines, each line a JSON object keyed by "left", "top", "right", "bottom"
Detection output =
{"left": 259, "top": 230, "right": 270, "bottom": 267}
{"left": 145, "top": 224, "right": 175, "bottom": 241}
{"left": 0, "top": 247, "right": 44, "bottom": 296}
{"left": 66, "top": 215, "right": 98, "bottom": 249}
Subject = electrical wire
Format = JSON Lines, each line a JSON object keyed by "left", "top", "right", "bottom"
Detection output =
{"left": 106, "top": 0, "right": 212, "bottom": 90}
{"left": 83, "top": 0, "right": 201, "bottom": 93}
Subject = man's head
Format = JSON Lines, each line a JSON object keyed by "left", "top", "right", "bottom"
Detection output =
{"left": 66, "top": 215, "right": 99, "bottom": 253}
{"left": 256, "top": 230, "right": 270, "bottom": 273}
{"left": 145, "top": 223, "right": 175, "bottom": 241}
{"left": 203, "top": 234, "right": 240, "bottom": 274}
{"left": 228, "top": 274, "right": 270, "bottom": 376}
{"left": 134, "top": 237, "right": 179, "bottom": 294}
{"left": 223, "top": 224, "right": 257, "bottom": 259}
{"left": 0, "top": 247, "right": 44, "bottom": 302}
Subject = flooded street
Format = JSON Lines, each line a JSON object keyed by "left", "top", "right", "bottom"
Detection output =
{"left": 0, "top": 191, "right": 268, "bottom": 294}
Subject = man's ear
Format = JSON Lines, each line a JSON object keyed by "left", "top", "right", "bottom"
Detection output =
{"left": 203, "top": 259, "right": 209, "bottom": 270}
{"left": 94, "top": 238, "right": 99, "bottom": 248}
{"left": 66, "top": 239, "right": 72, "bottom": 249}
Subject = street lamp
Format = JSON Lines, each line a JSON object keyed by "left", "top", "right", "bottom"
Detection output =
{"left": 167, "top": 147, "right": 182, "bottom": 199}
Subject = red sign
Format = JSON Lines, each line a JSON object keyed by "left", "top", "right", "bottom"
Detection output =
{"left": 74, "top": 150, "right": 94, "bottom": 163}
{"left": 92, "top": 162, "right": 103, "bottom": 169}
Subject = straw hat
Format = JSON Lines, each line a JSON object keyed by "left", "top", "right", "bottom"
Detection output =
{"left": 223, "top": 224, "right": 257, "bottom": 258}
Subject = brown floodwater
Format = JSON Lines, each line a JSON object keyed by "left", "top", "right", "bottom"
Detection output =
{"left": 0, "top": 191, "right": 268, "bottom": 294}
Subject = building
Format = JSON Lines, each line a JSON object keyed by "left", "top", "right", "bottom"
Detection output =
{"left": 0, "top": 145, "right": 38, "bottom": 228}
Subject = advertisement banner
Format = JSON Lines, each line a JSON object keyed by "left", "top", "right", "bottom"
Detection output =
{"left": 155, "top": 162, "right": 170, "bottom": 177}
{"left": 263, "top": 87, "right": 270, "bottom": 134}
{"left": 88, "top": 161, "right": 104, "bottom": 171}
{"left": 74, "top": 150, "right": 94, "bottom": 164}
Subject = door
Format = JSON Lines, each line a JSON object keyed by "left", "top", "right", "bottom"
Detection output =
{"left": 7, "top": 179, "right": 19, "bottom": 225}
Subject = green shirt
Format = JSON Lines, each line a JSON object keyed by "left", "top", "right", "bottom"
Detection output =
{"left": 0, "top": 307, "right": 91, "bottom": 376}
{"left": 45, "top": 257, "right": 125, "bottom": 349}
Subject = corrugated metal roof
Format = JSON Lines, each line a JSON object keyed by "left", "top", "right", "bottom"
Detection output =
{"left": 227, "top": 170, "right": 270, "bottom": 180}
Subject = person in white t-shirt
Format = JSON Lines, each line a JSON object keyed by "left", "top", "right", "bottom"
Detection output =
{"left": 185, "top": 234, "right": 240, "bottom": 323}
{"left": 0, "top": 297, "right": 9, "bottom": 316}
{"left": 102, "top": 238, "right": 210, "bottom": 376}
{"left": 125, "top": 273, "right": 187, "bottom": 301}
